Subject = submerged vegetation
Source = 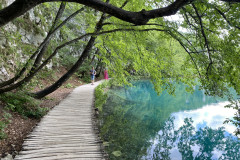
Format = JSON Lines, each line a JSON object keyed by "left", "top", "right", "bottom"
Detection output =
{"left": 97, "top": 80, "right": 240, "bottom": 159}
{"left": 95, "top": 81, "right": 110, "bottom": 112}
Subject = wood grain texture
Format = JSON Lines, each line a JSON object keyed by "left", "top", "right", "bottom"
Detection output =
{"left": 15, "top": 81, "right": 104, "bottom": 160}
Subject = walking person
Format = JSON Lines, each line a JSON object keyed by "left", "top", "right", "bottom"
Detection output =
{"left": 90, "top": 66, "right": 96, "bottom": 85}
{"left": 104, "top": 68, "right": 109, "bottom": 80}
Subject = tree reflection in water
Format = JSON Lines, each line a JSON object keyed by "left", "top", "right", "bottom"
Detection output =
{"left": 151, "top": 117, "right": 240, "bottom": 160}
{"left": 100, "top": 81, "right": 239, "bottom": 160}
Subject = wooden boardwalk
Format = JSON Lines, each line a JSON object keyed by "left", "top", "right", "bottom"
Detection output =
{"left": 15, "top": 81, "right": 104, "bottom": 160}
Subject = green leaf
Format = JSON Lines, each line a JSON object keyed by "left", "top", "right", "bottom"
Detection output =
{"left": 112, "top": 150, "right": 122, "bottom": 157}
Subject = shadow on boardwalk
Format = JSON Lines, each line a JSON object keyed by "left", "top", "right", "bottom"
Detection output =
{"left": 15, "top": 81, "right": 104, "bottom": 160}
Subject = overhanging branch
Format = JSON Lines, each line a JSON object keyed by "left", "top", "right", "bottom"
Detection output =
{"left": 192, "top": 4, "right": 213, "bottom": 78}
{"left": 0, "top": 0, "right": 193, "bottom": 27}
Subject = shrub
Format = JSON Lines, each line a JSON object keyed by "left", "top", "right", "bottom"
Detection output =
{"left": 0, "top": 111, "right": 12, "bottom": 139}
{"left": 64, "top": 83, "right": 74, "bottom": 88}
{"left": 0, "top": 92, "right": 48, "bottom": 119}
{"left": 95, "top": 81, "right": 109, "bottom": 111}
{"left": 0, "top": 121, "right": 7, "bottom": 139}
{"left": 59, "top": 54, "right": 77, "bottom": 69}
{"left": 82, "top": 76, "right": 91, "bottom": 83}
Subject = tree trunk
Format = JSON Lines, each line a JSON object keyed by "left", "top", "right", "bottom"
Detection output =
{"left": 96, "top": 64, "right": 103, "bottom": 78}
{"left": 0, "top": 2, "right": 66, "bottom": 88}
{"left": 0, "top": 8, "right": 85, "bottom": 94}
{"left": 0, "top": 0, "right": 43, "bottom": 27}
{"left": 30, "top": 2, "right": 66, "bottom": 72}
{"left": 90, "top": 48, "right": 99, "bottom": 65}
{"left": 33, "top": 13, "right": 106, "bottom": 99}
{"left": 95, "top": 58, "right": 103, "bottom": 77}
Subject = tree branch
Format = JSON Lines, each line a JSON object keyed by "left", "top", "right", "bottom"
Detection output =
{"left": 49, "top": 2, "right": 66, "bottom": 32}
{"left": 0, "top": 25, "right": 168, "bottom": 94}
{"left": 0, "top": 6, "right": 84, "bottom": 89}
{"left": 220, "top": 0, "right": 240, "bottom": 2}
{"left": 167, "top": 30, "right": 202, "bottom": 80}
{"left": 32, "top": 12, "right": 108, "bottom": 98}
{"left": 192, "top": 4, "right": 213, "bottom": 78}
{"left": 213, "top": 6, "right": 240, "bottom": 30}
{"left": 0, "top": 0, "right": 193, "bottom": 27}
{"left": 0, "top": 3, "right": 66, "bottom": 88}
{"left": 30, "top": 2, "right": 66, "bottom": 73}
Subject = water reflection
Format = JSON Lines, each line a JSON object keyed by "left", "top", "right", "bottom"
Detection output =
{"left": 145, "top": 117, "right": 240, "bottom": 160}
{"left": 99, "top": 80, "right": 239, "bottom": 160}
{"left": 172, "top": 102, "right": 236, "bottom": 134}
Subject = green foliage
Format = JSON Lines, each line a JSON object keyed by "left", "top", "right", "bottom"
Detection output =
{"left": 0, "top": 121, "right": 7, "bottom": 139}
{"left": 112, "top": 151, "right": 122, "bottom": 157}
{"left": 76, "top": 61, "right": 91, "bottom": 76}
{"left": 98, "top": 80, "right": 237, "bottom": 159}
{"left": 224, "top": 98, "right": 240, "bottom": 136}
{"left": 0, "top": 111, "right": 12, "bottom": 139}
{"left": 59, "top": 54, "right": 78, "bottom": 69}
{"left": 95, "top": 81, "right": 109, "bottom": 111}
{"left": 0, "top": 22, "right": 36, "bottom": 76}
{"left": 37, "top": 3, "right": 59, "bottom": 29}
{"left": 22, "top": 67, "right": 55, "bottom": 91}
{"left": 91, "top": 0, "right": 240, "bottom": 101}
{"left": 0, "top": 0, "right": 239, "bottom": 130}
{"left": 97, "top": 26, "right": 192, "bottom": 95}
{"left": 64, "top": 83, "right": 74, "bottom": 88}
{"left": 100, "top": 89, "right": 240, "bottom": 159}
{"left": 0, "top": 92, "right": 48, "bottom": 119}
{"left": 70, "top": 58, "right": 93, "bottom": 83}
{"left": 37, "top": 68, "right": 57, "bottom": 81}
{"left": 82, "top": 76, "right": 91, "bottom": 83}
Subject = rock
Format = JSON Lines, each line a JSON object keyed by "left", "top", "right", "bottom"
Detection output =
{"left": 7, "top": 60, "right": 15, "bottom": 68}
{"left": 33, "top": 34, "right": 45, "bottom": 46}
{"left": 11, "top": 144, "right": 15, "bottom": 148}
{"left": 0, "top": 38, "right": 7, "bottom": 47}
{"left": 1, "top": 154, "right": 13, "bottom": 160}
{"left": 3, "top": 22, "right": 17, "bottom": 33}
{"left": 19, "top": 28, "right": 45, "bottom": 46}
{"left": 19, "top": 54, "right": 28, "bottom": 63}
{"left": 28, "top": 9, "right": 35, "bottom": 21}
{"left": 46, "top": 61, "right": 53, "bottom": 70}
{"left": 35, "top": 17, "right": 41, "bottom": 24}
{"left": 0, "top": 66, "right": 9, "bottom": 82}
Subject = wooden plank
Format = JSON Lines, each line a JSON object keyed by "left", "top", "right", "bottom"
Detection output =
{"left": 15, "top": 81, "right": 104, "bottom": 160}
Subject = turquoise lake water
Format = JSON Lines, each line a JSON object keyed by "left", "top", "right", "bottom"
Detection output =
{"left": 99, "top": 80, "right": 240, "bottom": 160}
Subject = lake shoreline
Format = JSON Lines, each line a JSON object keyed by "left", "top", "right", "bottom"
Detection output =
{"left": 96, "top": 80, "right": 240, "bottom": 159}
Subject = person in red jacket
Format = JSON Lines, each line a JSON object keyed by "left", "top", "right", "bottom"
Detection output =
{"left": 104, "top": 68, "right": 109, "bottom": 80}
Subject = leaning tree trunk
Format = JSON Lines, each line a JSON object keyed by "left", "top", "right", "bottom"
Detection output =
{"left": 29, "top": 2, "right": 66, "bottom": 72}
{"left": 0, "top": 2, "right": 66, "bottom": 88}
{"left": 0, "top": 8, "right": 84, "bottom": 94}
{"left": 97, "top": 64, "right": 104, "bottom": 78}
{"left": 33, "top": 13, "right": 106, "bottom": 99}
{"left": 95, "top": 58, "right": 103, "bottom": 77}
{"left": 90, "top": 48, "right": 99, "bottom": 65}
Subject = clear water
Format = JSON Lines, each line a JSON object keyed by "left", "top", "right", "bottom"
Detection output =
{"left": 100, "top": 80, "right": 240, "bottom": 160}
